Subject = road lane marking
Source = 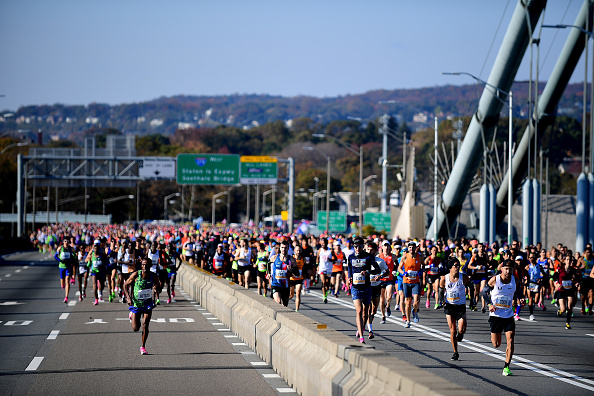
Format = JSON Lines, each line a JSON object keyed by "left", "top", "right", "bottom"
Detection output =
{"left": 206, "top": 317, "right": 217, "bottom": 320}
{"left": 15, "top": 269, "right": 21, "bottom": 273}
{"left": 4, "top": 320, "right": 33, "bottom": 326}
{"left": 5, "top": 274, "right": 11, "bottom": 277}
{"left": 25, "top": 357, "right": 44, "bottom": 371}
{"left": 0, "top": 301, "right": 24, "bottom": 306}
{"left": 277, "top": 388, "right": 296, "bottom": 393}
{"left": 241, "top": 351, "right": 256, "bottom": 354}
{"left": 263, "top": 374, "right": 280, "bottom": 378}
{"left": 250, "top": 362, "right": 267, "bottom": 366}
{"left": 68, "top": 301, "right": 77, "bottom": 306}
{"left": 307, "top": 290, "right": 594, "bottom": 392}
{"left": 212, "top": 322, "right": 224, "bottom": 325}
{"left": 59, "top": 313, "right": 69, "bottom": 320}
{"left": 47, "top": 330, "right": 60, "bottom": 340}
{"left": 587, "top": 334, "right": 594, "bottom": 337}
{"left": 232, "top": 343, "right": 247, "bottom": 346}
{"left": 217, "top": 328, "right": 230, "bottom": 331}
{"left": 84, "top": 319, "right": 108, "bottom": 324}
{"left": 224, "top": 335, "right": 237, "bottom": 338}
{"left": 169, "top": 318, "right": 195, "bottom": 323}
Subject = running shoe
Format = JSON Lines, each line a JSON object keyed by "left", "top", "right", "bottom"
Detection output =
{"left": 79, "top": 296, "right": 83, "bottom": 301}
{"left": 502, "top": 367, "right": 513, "bottom": 376}
{"left": 451, "top": 352, "right": 459, "bottom": 361}
{"left": 402, "top": 315, "right": 407, "bottom": 322}
{"left": 167, "top": 298, "right": 171, "bottom": 304}
{"left": 386, "top": 306, "right": 391, "bottom": 317}
{"left": 331, "top": 290, "right": 335, "bottom": 296}
{"left": 295, "top": 309, "right": 299, "bottom": 312}
{"left": 82, "top": 290, "right": 86, "bottom": 298}
{"left": 557, "top": 310, "right": 563, "bottom": 317}
{"left": 323, "top": 297, "right": 328, "bottom": 304}
{"left": 355, "top": 331, "right": 360, "bottom": 338}
{"left": 172, "top": 291, "right": 175, "bottom": 297}
{"left": 413, "top": 312, "right": 419, "bottom": 323}
{"left": 513, "top": 314, "right": 519, "bottom": 321}
{"left": 140, "top": 347, "right": 148, "bottom": 355}
{"left": 380, "top": 317, "right": 386, "bottom": 324}
{"left": 63, "top": 298, "right": 68, "bottom": 304}
{"left": 581, "top": 309, "right": 586, "bottom": 316}
{"left": 93, "top": 299, "right": 98, "bottom": 305}
{"left": 434, "top": 303, "right": 440, "bottom": 310}
{"left": 98, "top": 291, "right": 103, "bottom": 300}
{"left": 456, "top": 333, "right": 464, "bottom": 342}
{"left": 156, "top": 299, "right": 161, "bottom": 305}
{"left": 359, "top": 337, "right": 365, "bottom": 344}
{"left": 405, "top": 321, "right": 410, "bottom": 328}
{"left": 368, "top": 331, "right": 374, "bottom": 339}
{"left": 529, "top": 314, "right": 535, "bottom": 321}
{"left": 565, "top": 323, "right": 571, "bottom": 330}
{"left": 394, "top": 304, "right": 399, "bottom": 311}
{"left": 425, "top": 300, "right": 430, "bottom": 309}
{"left": 109, "top": 294, "right": 113, "bottom": 303}
{"left": 481, "top": 307, "right": 486, "bottom": 313}
{"left": 335, "top": 291, "right": 340, "bottom": 297}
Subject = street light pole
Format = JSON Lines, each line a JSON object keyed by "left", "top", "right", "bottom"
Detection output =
{"left": 164, "top": 192, "right": 180, "bottom": 220}
{"left": 304, "top": 146, "right": 331, "bottom": 234}
{"left": 434, "top": 116, "right": 438, "bottom": 242}
{"left": 363, "top": 175, "right": 378, "bottom": 211}
{"left": 212, "top": 191, "right": 228, "bottom": 225}
{"left": 103, "top": 195, "right": 135, "bottom": 216}
{"left": 442, "top": 71, "right": 513, "bottom": 244}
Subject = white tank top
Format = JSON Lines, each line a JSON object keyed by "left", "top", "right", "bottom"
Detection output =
{"left": 445, "top": 274, "right": 466, "bottom": 306}
{"left": 149, "top": 251, "right": 160, "bottom": 272}
{"left": 318, "top": 248, "right": 332, "bottom": 270}
{"left": 489, "top": 275, "right": 516, "bottom": 318}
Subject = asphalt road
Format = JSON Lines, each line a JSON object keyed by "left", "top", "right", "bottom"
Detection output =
{"left": 292, "top": 284, "right": 594, "bottom": 396}
{"left": 0, "top": 251, "right": 294, "bottom": 396}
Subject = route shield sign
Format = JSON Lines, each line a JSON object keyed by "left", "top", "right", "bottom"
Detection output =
{"left": 177, "top": 154, "right": 239, "bottom": 185}
{"left": 364, "top": 212, "right": 392, "bottom": 232}
{"left": 317, "top": 211, "right": 347, "bottom": 232}
{"left": 240, "top": 156, "right": 277, "bottom": 184}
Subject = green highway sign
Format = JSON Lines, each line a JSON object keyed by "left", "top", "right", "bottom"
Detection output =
{"left": 240, "top": 156, "right": 278, "bottom": 184}
{"left": 177, "top": 154, "right": 240, "bottom": 185}
{"left": 364, "top": 212, "right": 392, "bottom": 233}
{"left": 317, "top": 211, "right": 347, "bottom": 232}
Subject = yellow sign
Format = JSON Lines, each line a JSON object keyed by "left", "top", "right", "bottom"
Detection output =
{"left": 240, "top": 156, "right": 277, "bottom": 163}
{"left": 281, "top": 211, "right": 288, "bottom": 221}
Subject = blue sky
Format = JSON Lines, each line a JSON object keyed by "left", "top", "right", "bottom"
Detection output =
{"left": 0, "top": 0, "right": 585, "bottom": 111}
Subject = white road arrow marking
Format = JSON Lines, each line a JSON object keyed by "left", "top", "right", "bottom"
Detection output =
{"left": 0, "top": 301, "right": 24, "bottom": 306}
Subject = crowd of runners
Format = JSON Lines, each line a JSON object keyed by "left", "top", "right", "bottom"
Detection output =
{"left": 32, "top": 223, "right": 594, "bottom": 375}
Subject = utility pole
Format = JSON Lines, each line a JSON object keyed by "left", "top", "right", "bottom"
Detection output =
{"left": 380, "top": 114, "right": 389, "bottom": 213}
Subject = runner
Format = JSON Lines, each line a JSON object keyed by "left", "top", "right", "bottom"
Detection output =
{"left": 468, "top": 244, "right": 489, "bottom": 312}
{"left": 366, "top": 241, "right": 388, "bottom": 339}
{"left": 55, "top": 238, "right": 76, "bottom": 303}
{"left": 86, "top": 242, "right": 107, "bottom": 306}
{"left": 235, "top": 238, "right": 252, "bottom": 289}
{"left": 481, "top": 259, "right": 525, "bottom": 376}
{"left": 165, "top": 243, "right": 180, "bottom": 301}
{"left": 147, "top": 242, "right": 163, "bottom": 304}
{"left": 316, "top": 238, "right": 333, "bottom": 303}
{"left": 441, "top": 256, "right": 470, "bottom": 361}
{"left": 577, "top": 247, "right": 593, "bottom": 315}
{"left": 330, "top": 241, "right": 345, "bottom": 297}
{"left": 106, "top": 239, "right": 118, "bottom": 302}
{"left": 213, "top": 243, "right": 231, "bottom": 277}
{"left": 268, "top": 239, "right": 297, "bottom": 307}
{"left": 378, "top": 241, "right": 396, "bottom": 323}
{"left": 526, "top": 251, "right": 546, "bottom": 321}
{"left": 300, "top": 237, "right": 315, "bottom": 293}
{"left": 424, "top": 245, "right": 444, "bottom": 310}
{"left": 124, "top": 257, "right": 161, "bottom": 355}
{"left": 342, "top": 239, "right": 354, "bottom": 295}
{"left": 290, "top": 244, "right": 306, "bottom": 312}
{"left": 397, "top": 241, "right": 422, "bottom": 327}
{"left": 117, "top": 242, "right": 136, "bottom": 303}
{"left": 556, "top": 254, "right": 579, "bottom": 329}
{"left": 183, "top": 236, "right": 195, "bottom": 266}
{"left": 347, "top": 237, "right": 381, "bottom": 343}
{"left": 76, "top": 243, "right": 89, "bottom": 301}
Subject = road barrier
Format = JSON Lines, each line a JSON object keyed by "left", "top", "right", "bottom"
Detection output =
{"left": 178, "top": 263, "right": 477, "bottom": 396}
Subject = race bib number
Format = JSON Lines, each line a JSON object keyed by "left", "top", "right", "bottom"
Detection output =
{"left": 446, "top": 291, "right": 460, "bottom": 303}
{"left": 276, "top": 269, "right": 287, "bottom": 280}
{"left": 406, "top": 271, "right": 419, "bottom": 281}
{"left": 494, "top": 296, "right": 511, "bottom": 309}
{"left": 353, "top": 273, "right": 366, "bottom": 285}
{"left": 92, "top": 260, "right": 100, "bottom": 269}
{"left": 79, "top": 265, "right": 87, "bottom": 274}
{"left": 109, "top": 258, "right": 115, "bottom": 265}
{"left": 258, "top": 262, "right": 267, "bottom": 272}
{"left": 137, "top": 289, "right": 152, "bottom": 300}
{"left": 60, "top": 252, "right": 71, "bottom": 260}
{"left": 370, "top": 274, "right": 380, "bottom": 283}
{"left": 214, "top": 259, "right": 224, "bottom": 270}
{"left": 121, "top": 264, "right": 129, "bottom": 273}
{"left": 476, "top": 266, "right": 485, "bottom": 273}
{"left": 528, "top": 283, "right": 539, "bottom": 292}
{"left": 305, "top": 257, "right": 310, "bottom": 264}
{"left": 562, "top": 280, "right": 572, "bottom": 289}
{"left": 428, "top": 266, "right": 438, "bottom": 275}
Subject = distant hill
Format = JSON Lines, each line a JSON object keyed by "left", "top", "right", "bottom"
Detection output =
{"left": 0, "top": 82, "right": 587, "bottom": 141}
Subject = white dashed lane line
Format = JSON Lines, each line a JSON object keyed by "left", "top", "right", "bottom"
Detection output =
{"left": 47, "top": 330, "right": 60, "bottom": 340}
{"left": 25, "top": 357, "right": 44, "bottom": 371}
{"left": 59, "top": 313, "right": 69, "bottom": 320}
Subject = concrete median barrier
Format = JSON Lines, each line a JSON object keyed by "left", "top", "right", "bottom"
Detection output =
{"left": 178, "top": 263, "right": 477, "bottom": 396}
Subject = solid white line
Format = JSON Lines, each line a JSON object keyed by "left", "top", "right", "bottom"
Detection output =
{"left": 250, "top": 362, "right": 267, "bottom": 366}
{"left": 232, "top": 342, "right": 247, "bottom": 346}
{"left": 47, "top": 330, "right": 59, "bottom": 340}
{"left": 241, "top": 351, "right": 256, "bottom": 354}
{"left": 586, "top": 334, "right": 594, "bottom": 337}
{"left": 307, "top": 290, "right": 594, "bottom": 391}
{"left": 263, "top": 373, "right": 280, "bottom": 378}
{"left": 59, "top": 313, "right": 69, "bottom": 320}
{"left": 277, "top": 388, "right": 296, "bottom": 393}
{"left": 25, "top": 357, "right": 44, "bottom": 371}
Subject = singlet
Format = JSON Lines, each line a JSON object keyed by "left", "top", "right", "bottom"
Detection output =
{"left": 318, "top": 248, "right": 332, "bottom": 272}
{"left": 212, "top": 251, "right": 226, "bottom": 272}
{"left": 347, "top": 254, "right": 375, "bottom": 290}
{"left": 489, "top": 275, "right": 516, "bottom": 318}
{"left": 270, "top": 255, "right": 291, "bottom": 288}
{"left": 402, "top": 253, "right": 421, "bottom": 284}
{"left": 370, "top": 256, "right": 387, "bottom": 287}
{"left": 583, "top": 257, "right": 593, "bottom": 277}
{"left": 78, "top": 251, "right": 88, "bottom": 273}
{"left": 148, "top": 250, "right": 160, "bottom": 273}
{"left": 89, "top": 252, "right": 104, "bottom": 274}
{"left": 256, "top": 251, "right": 268, "bottom": 272}
{"left": 425, "top": 255, "right": 441, "bottom": 276}
{"left": 528, "top": 263, "right": 543, "bottom": 283}
{"left": 537, "top": 258, "right": 548, "bottom": 272}
{"left": 291, "top": 256, "right": 305, "bottom": 281}
{"left": 132, "top": 273, "right": 155, "bottom": 309}
{"left": 445, "top": 274, "right": 466, "bottom": 306}
{"left": 558, "top": 266, "right": 576, "bottom": 290}
{"left": 342, "top": 248, "right": 354, "bottom": 267}
{"left": 58, "top": 248, "right": 73, "bottom": 269}
{"left": 237, "top": 247, "right": 251, "bottom": 267}
{"left": 119, "top": 250, "right": 134, "bottom": 273}
{"left": 332, "top": 251, "right": 345, "bottom": 273}
{"left": 379, "top": 253, "right": 395, "bottom": 281}
{"left": 184, "top": 242, "right": 194, "bottom": 256}
{"left": 459, "top": 256, "right": 470, "bottom": 275}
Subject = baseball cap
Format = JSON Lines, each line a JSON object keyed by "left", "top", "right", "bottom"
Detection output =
{"left": 501, "top": 260, "right": 514, "bottom": 268}
{"left": 381, "top": 240, "right": 390, "bottom": 246}
{"left": 515, "top": 255, "right": 523, "bottom": 261}
{"left": 353, "top": 237, "right": 364, "bottom": 245}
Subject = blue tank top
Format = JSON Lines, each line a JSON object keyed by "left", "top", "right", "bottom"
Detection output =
{"left": 270, "top": 255, "right": 290, "bottom": 288}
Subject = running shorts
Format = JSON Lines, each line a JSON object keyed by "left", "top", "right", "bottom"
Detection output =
{"left": 488, "top": 316, "right": 515, "bottom": 334}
